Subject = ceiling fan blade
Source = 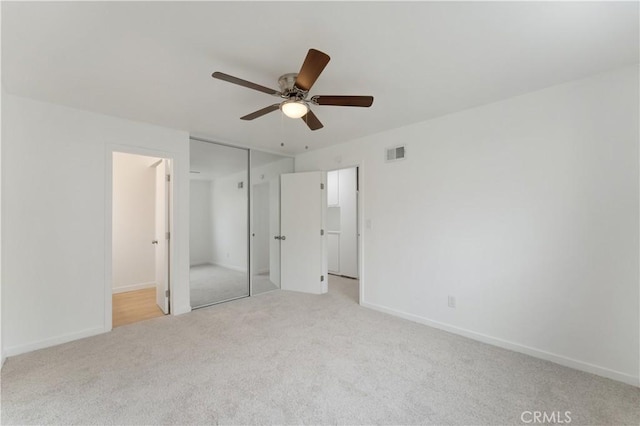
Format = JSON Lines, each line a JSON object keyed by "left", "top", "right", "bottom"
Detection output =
{"left": 313, "top": 95, "right": 374, "bottom": 107}
{"left": 294, "top": 49, "right": 330, "bottom": 92}
{"left": 212, "top": 72, "right": 280, "bottom": 96}
{"left": 240, "top": 104, "right": 281, "bottom": 120}
{"left": 301, "top": 109, "right": 323, "bottom": 131}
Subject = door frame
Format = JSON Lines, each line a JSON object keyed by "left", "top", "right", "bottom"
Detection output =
{"left": 326, "top": 162, "right": 365, "bottom": 305}
{"left": 104, "top": 145, "right": 176, "bottom": 331}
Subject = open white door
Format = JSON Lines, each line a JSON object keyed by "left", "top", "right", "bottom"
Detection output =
{"left": 280, "top": 171, "right": 328, "bottom": 294}
{"left": 154, "top": 159, "right": 170, "bottom": 314}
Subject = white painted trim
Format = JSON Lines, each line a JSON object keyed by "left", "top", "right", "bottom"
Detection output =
{"left": 361, "top": 300, "right": 640, "bottom": 387}
{"left": 112, "top": 281, "right": 156, "bottom": 294}
{"left": 4, "top": 327, "right": 104, "bottom": 358}
{"left": 358, "top": 163, "right": 364, "bottom": 306}
{"left": 191, "top": 261, "right": 248, "bottom": 273}
{"left": 211, "top": 261, "right": 247, "bottom": 273}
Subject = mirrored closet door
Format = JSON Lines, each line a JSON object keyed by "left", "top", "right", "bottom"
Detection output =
{"left": 189, "top": 139, "right": 249, "bottom": 308}
{"left": 250, "top": 151, "right": 294, "bottom": 295}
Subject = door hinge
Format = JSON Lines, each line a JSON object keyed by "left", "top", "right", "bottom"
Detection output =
{"left": 320, "top": 229, "right": 324, "bottom": 236}
{"left": 320, "top": 183, "right": 324, "bottom": 190}
{"left": 321, "top": 275, "right": 325, "bottom": 282}
{"left": 165, "top": 289, "right": 170, "bottom": 298}
{"left": 166, "top": 174, "right": 171, "bottom": 182}
{"left": 166, "top": 231, "right": 170, "bottom": 240}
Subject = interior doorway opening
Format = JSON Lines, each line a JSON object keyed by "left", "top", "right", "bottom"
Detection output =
{"left": 327, "top": 167, "right": 359, "bottom": 278}
{"left": 111, "top": 152, "right": 171, "bottom": 327}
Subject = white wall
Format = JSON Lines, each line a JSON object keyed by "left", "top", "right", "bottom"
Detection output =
{"left": 0, "top": 83, "right": 4, "bottom": 367}
{"left": 1, "top": 93, "right": 191, "bottom": 356}
{"left": 112, "top": 152, "right": 157, "bottom": 292}
{"left": 295, "top": 65, "right": 640, "bottom": 385}
{"left": 189, "top": 179, "right": 213, "bottom": 266}
{"left": 210, "top": 171, "right": 248, "bottom": 271}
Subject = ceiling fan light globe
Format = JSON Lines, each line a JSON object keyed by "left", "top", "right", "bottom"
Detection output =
{"left": 281, "top": 101, "right": 309, "bottom": 119}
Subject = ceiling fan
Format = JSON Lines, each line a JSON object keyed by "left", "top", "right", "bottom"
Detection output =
{"left": 211, "top": 48, "right": 374, "bottom": 131}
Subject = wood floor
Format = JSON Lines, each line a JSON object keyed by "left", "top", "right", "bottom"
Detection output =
{"left": 112, "top": 288, "right": 164, "bottom": 328}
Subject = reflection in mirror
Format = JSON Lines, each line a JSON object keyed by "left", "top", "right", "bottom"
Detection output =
{"left": 189, "top": 139, "right": 249, "bottom": 308}
{"left": 250, "top": 151, "right": 294, "bottom": 295}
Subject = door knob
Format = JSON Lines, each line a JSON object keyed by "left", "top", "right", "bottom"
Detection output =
{"left": 274, "top": 236, "right": 280, "bottom": 240}
{"left": 152, "top": 240, "right": 158, "bottom": 244}
{"left": 281, "top": 236, "right": 286, "bottom": 241}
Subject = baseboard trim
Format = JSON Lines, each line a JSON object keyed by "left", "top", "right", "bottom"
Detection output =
{"left": 191, "top": 262, "right": 247, "bottom": 273}
{"left": 211, "top": 262, "right": 247, "bottom": 273}
{"left": 4, "top": 326, "right": 106, "bottom": 358}
{"left": 171, "top": 303, "right": 192, "bottom": 316}
{"left": 112, "top": 281, "right": 155, "bottom": 294}
{"left": 361, "top": 300, "right": 639, "bottom": 387}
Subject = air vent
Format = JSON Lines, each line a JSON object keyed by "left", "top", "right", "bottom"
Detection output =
{"left": 385, "top": 145, "right": 406, "bottom": 162}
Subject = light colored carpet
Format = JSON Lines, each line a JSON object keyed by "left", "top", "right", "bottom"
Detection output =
{"left": 2, "top": 276, "right": 639, "bottom": 425}
{"left": 189, "top": 263, "right": 249, "bottom": 308}
{"left": 252, "top": 272, "right": 278, "bottom": 295}
{"left": 190, "top": 265, "right": 278, "bottom": 307}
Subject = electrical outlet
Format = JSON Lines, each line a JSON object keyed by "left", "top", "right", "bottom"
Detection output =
{"left": 448, "top": 295, "right": 456, "bottom": 308}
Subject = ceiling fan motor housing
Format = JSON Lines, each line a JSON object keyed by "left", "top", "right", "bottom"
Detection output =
{"left": 278, "top": 73, "right": 306, "bottom": 100}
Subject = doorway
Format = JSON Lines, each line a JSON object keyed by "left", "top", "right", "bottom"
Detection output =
{"left": 327, "top": 167, "right": 359, "bottom": 279}
{"left": 111, "top": 152, "right": 171, "bottom": 327}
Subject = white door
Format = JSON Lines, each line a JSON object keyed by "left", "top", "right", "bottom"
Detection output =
{"left": 280, "top": 171, "right": 328, "bottom": 294}
{"left": 155, "top": 159, "right": 170, "bottom": 314}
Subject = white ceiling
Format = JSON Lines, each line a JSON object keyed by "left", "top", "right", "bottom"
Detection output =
{"left": 2, "top": 2, "right": 638, "bottom": 155}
